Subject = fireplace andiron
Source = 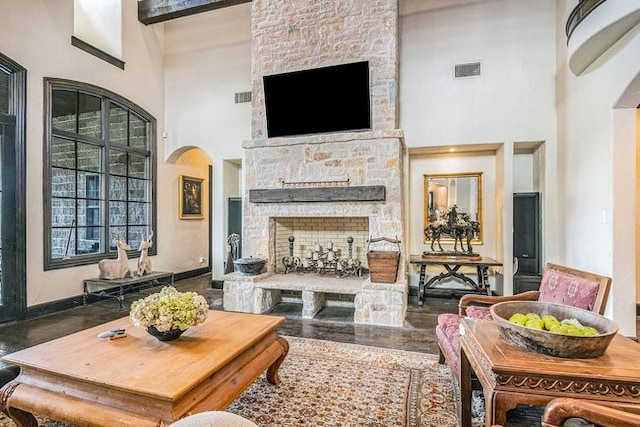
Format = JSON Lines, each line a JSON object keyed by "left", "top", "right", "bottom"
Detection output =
{"left": 282, "top": 236, "right": 363, "bottom": 277}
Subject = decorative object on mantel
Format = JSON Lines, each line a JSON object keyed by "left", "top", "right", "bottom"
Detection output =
{"left": 423, "top": 205, "right": 481, "bottom": 258}
{"left": 129, "top": 286, "right": 209, "bottom": 341}
{"left": 136, "top": 231, "right": 154, "bottom": 276}
{"left": 98, "top": 232, "right": 132, "bottom": 279}
{"left": 367, "top": 236, "right": 401, "bottom": 283}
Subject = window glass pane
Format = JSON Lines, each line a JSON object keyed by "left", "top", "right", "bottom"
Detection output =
{"left": 0, "top": 71, "right": 9, "bottom": 115}
{"left": 77, "top": 227, "right": 101, "bottom": 254}
{"left": 108, "top": 227, "right": 128, "bottom": 250}
{"left": 52, "top": 89, "right": 77, "bottom": 133}
{"left": 128, "top": 202, "right": 148, "bottom": 225}
{"left": 77, "top": 142, "right": 101, "bottom": 172}
{"left": 109, "top": 149, "right": 127, "bottom": 176}
{"left": 78, "top": 93, "right": 102, "bottom": 139}
{"left": 51, "top": 228, "right": 75, "bottom": 259}
{"left": 51, "top": 137, "right": 76, "bottom": 168}
{"left": 128, "top": 154, "right": 147, "bottom": 178}
{"left": 77, "top": 199, "right": 102, "bottom": 226}
{"left": 129, "top": 226, "right": 150, "bottom": 249}
{"left": 128, "top": 178, "right": 147, "bottom": 201}
{"left": 51, "top": 198, "right": 76, "bottom": 227}
{"left": 109, "top": 201, "right": 127, "bottom": 225}
{"left": 109, "top": 102, "right": 127, "bottom": 146}
{"left": 109, "top": 175, "right": 127, "bottom": 200}
{"left": 51, "top": 168, "right": 76, "bottom": 198}
{"left": 129, "top": 112, "right": 147, "bottom": 149}
{"left": 82, "top": 173, "right": 102, "bottom": 200}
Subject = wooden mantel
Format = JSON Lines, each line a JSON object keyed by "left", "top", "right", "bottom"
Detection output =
{"left": 249, "top": 186, "right": 386, "bottom": 203}
{"left": 138, "top": 0, "right": 251, "bottom": 25}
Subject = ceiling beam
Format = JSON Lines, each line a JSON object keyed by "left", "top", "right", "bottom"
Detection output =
{"left": 138, "top": 0, "right": 251, "bottom": 25}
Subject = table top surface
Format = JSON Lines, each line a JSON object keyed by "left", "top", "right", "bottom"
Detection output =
{"left": 410, "top": 254, "right": 502, "bottom": 266}
{"left": 83, "top": 270, "right": 173, "bottom": 284}
{"left": 3, "top": 310, "right": 285, "bottom": 400}
{"left": 461, "top": 318, "right": 640, "bottom": 382}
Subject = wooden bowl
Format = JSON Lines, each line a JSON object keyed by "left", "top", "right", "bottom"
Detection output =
{"left": 490, "top": 301, "right": 618, "bottom": 358}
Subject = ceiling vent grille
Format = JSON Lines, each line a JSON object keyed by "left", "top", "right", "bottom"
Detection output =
{"left": 234, "top": 91, "right": 252, "bottom": 104}
{"left": 454, "top": 62, "right": 481, "bottom": 79}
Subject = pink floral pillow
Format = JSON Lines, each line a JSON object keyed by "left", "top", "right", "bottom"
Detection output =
{"left": 538, "top": 270, "right": 600, "bottom": 311}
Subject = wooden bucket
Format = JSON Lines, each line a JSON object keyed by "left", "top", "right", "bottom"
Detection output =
{"left": 367, "top": 236, "right": 401, "bottom": 283}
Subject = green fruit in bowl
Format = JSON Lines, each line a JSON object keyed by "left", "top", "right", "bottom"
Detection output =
{"left": 508, "top": 313, "right": 527, "bottom": 326}
{"left": 542, "top": 314, "right": 561, "bottom": 330}
{"left": 525, "top": 318, "right": 544, "bottom": 330}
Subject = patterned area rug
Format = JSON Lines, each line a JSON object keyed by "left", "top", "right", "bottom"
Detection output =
{"left": 0, "top": 337, "right": 482, "bottom": 426}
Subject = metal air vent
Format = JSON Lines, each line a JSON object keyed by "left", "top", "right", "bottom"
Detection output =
{"left": 454, "top": 62, "right": 481, "bottom": 79}
{"left": 234, "top": 91, "right": 252, "bottom": 104}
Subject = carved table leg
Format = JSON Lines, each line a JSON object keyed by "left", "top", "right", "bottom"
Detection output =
{"left": 459, "top": 344, "right": 472, "bottom": 427}
{"left": 266, "top": 336, "right": 290, "bottom": 385}
{"left": 1, "top": 382, "right": 38, "bottom": 427}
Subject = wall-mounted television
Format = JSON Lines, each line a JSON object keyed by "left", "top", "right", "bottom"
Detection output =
{"left": 263, "top": 61, "right": 371, "bottom": 138}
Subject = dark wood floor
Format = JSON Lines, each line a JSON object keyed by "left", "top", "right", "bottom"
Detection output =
{"left": 0, "top": 274, "right": 637, "bottom": 426}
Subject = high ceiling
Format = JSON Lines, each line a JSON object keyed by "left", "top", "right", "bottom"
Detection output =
{"left": 138, "top": 0, "right": 486, "bottom": 25}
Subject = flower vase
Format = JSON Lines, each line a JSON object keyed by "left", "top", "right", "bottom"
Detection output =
{"left": 146, "top": 325, "right": 185, "bottom": 341}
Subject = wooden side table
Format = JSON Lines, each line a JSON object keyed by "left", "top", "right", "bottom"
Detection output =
{"left": 459, "top": 318, "right": 640, "bottom": 427}
{"left": 83, "top": 271, "right": 174, "bottom": 310}
{"left": 409, "top": 255, "right": 502, "bottom": 304}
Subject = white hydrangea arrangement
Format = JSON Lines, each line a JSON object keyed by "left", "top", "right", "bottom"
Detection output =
{"left": 129, "top": 286, "right": 209, "bottom": 332}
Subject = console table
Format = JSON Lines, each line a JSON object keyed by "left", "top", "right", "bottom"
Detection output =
{"left": 409, "top": 255, "right": 502, "bottom": 304}
{"left": 83, "top": 271, "right": 174, "bottom": 310}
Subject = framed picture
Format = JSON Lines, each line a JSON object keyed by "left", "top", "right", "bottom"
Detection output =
{"left": 179, "top": 175, "right": 204, "bottom": 220}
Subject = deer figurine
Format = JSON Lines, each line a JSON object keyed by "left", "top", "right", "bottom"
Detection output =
{"left": 136, "top": 231, "right": 154, "bottom": 276}
{"left": 98, "top": 233, "right": 132, "bottom": 279}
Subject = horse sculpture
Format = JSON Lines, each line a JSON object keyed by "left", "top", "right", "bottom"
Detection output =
{"left": 424, "top": 206, "right": 479, "bottom": 255}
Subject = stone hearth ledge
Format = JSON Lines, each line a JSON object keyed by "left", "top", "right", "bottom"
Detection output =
{"left": 222, "top": 273, "right": 408, "bottom": 328}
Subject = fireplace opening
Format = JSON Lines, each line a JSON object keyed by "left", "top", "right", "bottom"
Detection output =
{"left": 272, "top": 216, "right": 369, "bottom": 276}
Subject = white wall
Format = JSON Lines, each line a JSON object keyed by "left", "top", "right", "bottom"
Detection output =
{"left": 399, "top": 0, "right": 557, "bottom": 148}
{"left": 556, "top": 1, "right": 640, "bottom": 334}
{"left": 163, "top": 4, "right": 252, "bottom": 279}
{"left": 0, "top": 0, "right": 211, "bottom": 306}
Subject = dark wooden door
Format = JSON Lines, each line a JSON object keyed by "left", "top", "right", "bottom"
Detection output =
{"left": 0, "top": 114, "right": 17, "bottom": 322}
{"left": 513, "top": 192, "right": 540, "bottom": 275}
{"left": 228, "top": 197, "right": 242, "bottom": 258}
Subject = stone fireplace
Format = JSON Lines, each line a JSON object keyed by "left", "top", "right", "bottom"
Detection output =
{"left": 223, "top": 0, "right": 407, "bottom": 327}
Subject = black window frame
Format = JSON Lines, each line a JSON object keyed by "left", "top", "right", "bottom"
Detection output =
{"left": 44, "top": 78, "right": 157, "bottom": 270}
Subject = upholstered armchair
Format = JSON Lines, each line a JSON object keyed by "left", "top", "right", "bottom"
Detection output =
{"left": 435, "top": 262, "right": 612, "bottom": 379}
{"left": 541, "top": 397, "right": 640, "bottom": 427}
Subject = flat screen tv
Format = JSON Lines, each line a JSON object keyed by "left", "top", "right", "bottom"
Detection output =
{"left": 263, "top": 61, "right": 371, "bottom": 138}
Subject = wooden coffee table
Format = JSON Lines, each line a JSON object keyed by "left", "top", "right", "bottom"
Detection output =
{"left": 0, "top": 310, "right": 288, "bottom": 426}
{"left": 459, "top": 318, "right": 640, "bottom": 427}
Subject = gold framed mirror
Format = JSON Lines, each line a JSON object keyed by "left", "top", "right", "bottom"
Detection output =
{"left": 423, "top": 172, "right": 483, "bottom": 245}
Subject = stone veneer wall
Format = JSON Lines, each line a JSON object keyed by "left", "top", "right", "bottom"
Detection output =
{"left": 243, "top": 0, "right": 406, "bottom": 285}
{"left": 250, "top": 0, "right": 399, "bottom": 139}
{"left": 243, "top": 131, "right": 405, "bottom": 279}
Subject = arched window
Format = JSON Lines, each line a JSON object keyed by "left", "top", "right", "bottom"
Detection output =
{"left": 44, "top": 79, "right": 157, "bottom": 270}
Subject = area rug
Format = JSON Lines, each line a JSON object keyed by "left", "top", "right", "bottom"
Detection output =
{"left": 0, "top": 337, "right": 482, "bottom": 426}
